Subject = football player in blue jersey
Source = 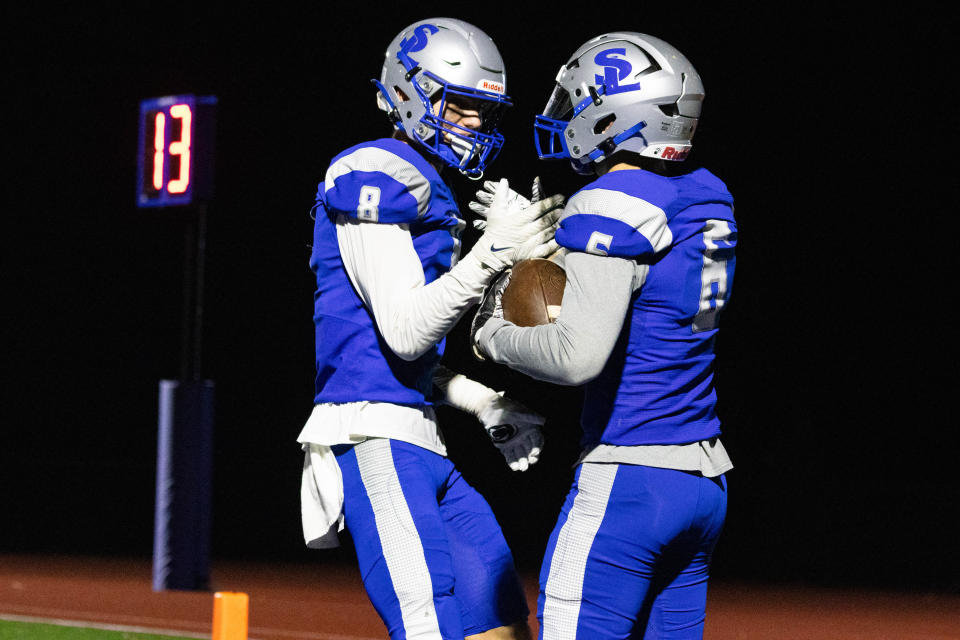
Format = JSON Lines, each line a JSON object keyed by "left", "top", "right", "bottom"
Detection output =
{"left": 297, "top": 18, "right": 565, "bottom": 640}
{"left": 471, "top": 33, "right": 736, "bottom": 639}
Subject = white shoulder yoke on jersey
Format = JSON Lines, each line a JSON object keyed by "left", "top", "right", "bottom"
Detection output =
{"left": 325, "top": 145, "right": 432, "bottom": 220}
{"left": 564, "top": 187, "right": 673, "bottom": 255}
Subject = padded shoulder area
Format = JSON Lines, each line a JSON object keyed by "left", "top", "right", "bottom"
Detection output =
{"left": 557, "top": 186, "right": 672, "bottom": 259}
{"left": 322, "top": 139, "right": 433, "bottom": 224}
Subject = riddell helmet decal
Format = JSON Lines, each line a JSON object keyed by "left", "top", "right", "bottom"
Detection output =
{"left": 477, "top": 79, "right": 505, "bottom": 94}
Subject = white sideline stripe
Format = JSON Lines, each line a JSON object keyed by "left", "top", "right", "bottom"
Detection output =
{"left": 0, "top": 613, "right": 209, "bottom": 638}
{"left": 0, "top": 606, "right": 208, "bottom": 632}
{"left": 356, "top": 439, "right": 442, "bottom": 639}
{"left": 0, "top": 613, "right": 381, "bottom": 640}
{"left": 541, "top": 463, "right": 618, "bottom": 640}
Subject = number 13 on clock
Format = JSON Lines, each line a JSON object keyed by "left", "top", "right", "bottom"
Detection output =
{"left": 137, "top": 94, "right": 217, "bottom": 208}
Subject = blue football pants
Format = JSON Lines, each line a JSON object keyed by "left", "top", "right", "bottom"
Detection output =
{"left": 335, "top": 439, "right": 528, "bottom": 639}
{"left": 538, "top": 463, "right": 727, "bottom": 640}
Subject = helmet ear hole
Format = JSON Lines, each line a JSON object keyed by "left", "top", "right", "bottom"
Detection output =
{"left": 658, "top": 103, "right": 680, "bottom": 117}
{"left": 594, "top": 114, "right": 617, "bottom": 135}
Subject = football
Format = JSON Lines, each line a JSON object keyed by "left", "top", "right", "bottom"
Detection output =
{"left": 501, "top": 258, "right": 566, "bottom": 327}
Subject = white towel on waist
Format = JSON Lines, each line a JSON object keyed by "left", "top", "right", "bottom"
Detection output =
{"left": 300, "top": 443, "right": 345, "bottom": 549}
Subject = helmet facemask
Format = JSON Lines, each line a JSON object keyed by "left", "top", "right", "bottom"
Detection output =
{"left": 413, "top": 71, "right": 511, "bottom": 176}
{"left": 535, "top": 81, "right": 650, "bottom": 175}
{"left": 533, "top": 80, "right": 576, "bottom": 160}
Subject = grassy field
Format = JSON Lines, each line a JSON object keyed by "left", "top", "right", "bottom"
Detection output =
{"left": 0, "top": 619, "right": 200, "bottom": 640}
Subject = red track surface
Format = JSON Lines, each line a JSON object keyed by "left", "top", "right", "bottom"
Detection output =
{"left": 1, "top": 555, "right": 958, "bottom": 639}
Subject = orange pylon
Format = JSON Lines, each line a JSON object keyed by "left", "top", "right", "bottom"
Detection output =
{"left": 212, "top": 591, "right": 249, "bottom": 640}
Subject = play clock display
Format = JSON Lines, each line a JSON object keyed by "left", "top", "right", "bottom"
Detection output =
{"left": 137, "top": 94, "right": 217, "bottom": 208}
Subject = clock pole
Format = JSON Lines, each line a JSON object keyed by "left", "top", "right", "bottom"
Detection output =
{"left": 138, "top": 94, "right": 218, "bottom": 592}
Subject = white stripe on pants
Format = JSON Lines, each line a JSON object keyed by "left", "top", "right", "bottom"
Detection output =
{"left": 542, "top": 463, "right": 619, "bottom": 640}
{"left": 356, "top": 439, "right": 442, "bottom": 639}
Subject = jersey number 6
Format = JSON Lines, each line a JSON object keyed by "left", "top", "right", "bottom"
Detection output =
{"left": 692, "top": 219, "right": 734, "bottom": 333}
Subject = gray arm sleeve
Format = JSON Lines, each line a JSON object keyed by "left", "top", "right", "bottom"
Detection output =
{"left": 478, "top": 251, "right": 640, "bottom": 385}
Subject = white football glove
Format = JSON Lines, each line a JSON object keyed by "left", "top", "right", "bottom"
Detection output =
{"left": 469, "top": 178, "right": 563, "bottom": 271}
{"left": 478, "top": 392, "right": 545, "bottom": 471}
{"left": 468, "top": 175, "right": 544, "bottom": 224}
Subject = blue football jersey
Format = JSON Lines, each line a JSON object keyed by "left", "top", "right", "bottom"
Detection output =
{"left": 556, "top": 168, "right": 736, "bottom": 447}
{"left": 309, "top": 138, "right": 464, "bottom": 405}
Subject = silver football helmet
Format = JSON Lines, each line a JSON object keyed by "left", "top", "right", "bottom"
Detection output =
{"left": 374, "top": 18, "right": 513, "bottom": 177}
{"left": 534, "top": 32, "right": 704, "bottom": 174}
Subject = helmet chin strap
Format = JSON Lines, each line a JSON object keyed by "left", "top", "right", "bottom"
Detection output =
{"left": 449, "top": 134, "right": 484, "bottom": 179}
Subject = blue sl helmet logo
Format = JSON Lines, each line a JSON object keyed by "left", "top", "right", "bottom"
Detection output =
{"left": 400, "top": 23, "right": 439, "bottom": 54}
{"left": 594, "top": 48, "right": 642, "bottom": 95}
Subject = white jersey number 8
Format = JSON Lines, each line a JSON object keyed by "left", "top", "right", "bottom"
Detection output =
{"left": 357, "top": 185, "right": 381, "bottom": 222}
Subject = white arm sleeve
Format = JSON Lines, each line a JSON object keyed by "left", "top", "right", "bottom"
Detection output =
{"left": 432, "top": 364, "right": 499, "bottom": 417}
{"left": 479, "top": 251, "right": 640, "bottom": 385}
{"left": 337, "top": 215, "right": 496, "bottom": 361}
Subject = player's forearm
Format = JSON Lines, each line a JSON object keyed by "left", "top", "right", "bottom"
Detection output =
{"left": 337, "top": 216, "right": 496, "bottom": 361}
{"left": 479, "top": 318, "right": 589, "bottom": 384}
{"left": 480, "top": 252, "right": 636, "bottom": 385}
{"left": 378, "top": 262, "right": 489, "bottom": 360}
{"left": 432, "top": 364, "right": 499, "bottom": 416}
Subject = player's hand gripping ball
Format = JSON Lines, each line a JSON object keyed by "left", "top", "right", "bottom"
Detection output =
{"left": 471, "top": 258, "right": 566, "bottom": 361}
{"left": 501, "top": 258, "right": 566, "bottom": 326}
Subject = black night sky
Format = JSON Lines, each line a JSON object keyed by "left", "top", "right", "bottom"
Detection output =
{"left": 3, "top": 4, "right": 956, "bottom": 594}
